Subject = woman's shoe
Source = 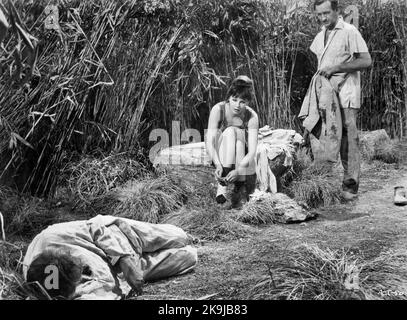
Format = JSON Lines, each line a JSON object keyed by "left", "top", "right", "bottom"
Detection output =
{"left": 216, "top": 183, "right": 228, "bottom": 204}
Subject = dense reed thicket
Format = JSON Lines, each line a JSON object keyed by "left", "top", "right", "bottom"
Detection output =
{"left": 359, "top": 0, "right": 407, "bottom": 137}
{"left": 0, "top": 0, "right": 406, "bottom": 197}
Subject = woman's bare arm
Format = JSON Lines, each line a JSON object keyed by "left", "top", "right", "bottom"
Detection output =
{"left": 206, "top": 104, "right": 223, "bottom": 174}
{"left": 236, "top": 110, "right": 259, "bottom": 175}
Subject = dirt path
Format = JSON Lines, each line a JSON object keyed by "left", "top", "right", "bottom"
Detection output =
{"left": 141, "top": 163, "right": 407, "bottom": 300}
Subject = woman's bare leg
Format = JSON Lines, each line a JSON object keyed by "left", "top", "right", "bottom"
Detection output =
{"left": 219, "top": 127, "right": 237, "bottom": 167}
{"left": 217, "top": 127, "right": 256, "bottom": 203}
{"left": 216, "top": 127, "right": 238, "bottom": 203}
{"left": 234, "top": 129, "right": 246, "bottom": 182}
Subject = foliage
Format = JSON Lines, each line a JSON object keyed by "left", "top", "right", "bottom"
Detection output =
{"left": 65, "top": 153, "right": 150, "bottom": 207}
{"left": 0, "top": 240, "right": 55, "bottom": 300}
{"left": 0, "top": 0, "right": 406, "bottom": 197}
{"left": 0, "top": 185, "right": 89, "bottom": 238}
{"left": 282, "top": 149, "right": 343, "bottom": 208}
{"left": 163, "top": 204, "right": 256, "bottom": 241}
{"left": 359, "top": 0, "right": 407, "bottom": 139}
{"left": 247, "top": 244, "right": 407, "bottom": 300}
{"left": 109, "top": 174, "right": 186, "bottom": 223}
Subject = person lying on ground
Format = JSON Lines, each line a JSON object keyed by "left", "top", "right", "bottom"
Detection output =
{"left": 206, "top": 75, "right": 259, "bottom": 208}
{"left": 22, "top": 215, "right": 198, "bottom": 300}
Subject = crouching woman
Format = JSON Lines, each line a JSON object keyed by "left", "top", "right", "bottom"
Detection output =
{"left": 206, "top": 76, "right": 259, "bottom": 207}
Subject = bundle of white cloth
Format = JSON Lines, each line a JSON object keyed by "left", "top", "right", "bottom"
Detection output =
{"left": 256, "top": 127, "right": 304, "bottom": 193}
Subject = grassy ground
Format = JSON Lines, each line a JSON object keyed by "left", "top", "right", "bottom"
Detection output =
{"left": 1, "top": 144, "right": 407, "bottom": 300}
{"left": 136, "top": 161, "right": 407, "bottom": 300}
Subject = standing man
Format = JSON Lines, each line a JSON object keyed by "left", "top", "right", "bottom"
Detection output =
{"left": 305, "top": 0, "right": 372, "bottom": 200}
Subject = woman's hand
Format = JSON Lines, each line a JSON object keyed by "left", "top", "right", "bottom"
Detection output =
{"left": 215, "top": 165, "right": 223, "bottom": 181}
{"left": 225, "top": 169, "right": 239, "bottom": 183}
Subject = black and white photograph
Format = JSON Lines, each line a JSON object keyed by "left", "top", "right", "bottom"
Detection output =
{"left": 0, "top": 0, "right": 407, "bottom": 308}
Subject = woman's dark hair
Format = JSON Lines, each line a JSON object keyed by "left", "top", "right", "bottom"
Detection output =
{"left": 225, "top": 76, "right": 254, "bottom": 102}
{"left": 26, "top": 250, "right": 83, "bottom": 300}
{"left": 313, "top": 0, "right": 338, "bottom": 11}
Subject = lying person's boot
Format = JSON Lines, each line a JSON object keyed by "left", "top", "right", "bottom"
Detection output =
{"left": 216, "top": 183, "right": 228, "bottom": 204}
{"left": 394, "top": 186, "right": 407, "bottom": 206}
{"left": 342, "top": 190, "right": 358, "bottom": 202}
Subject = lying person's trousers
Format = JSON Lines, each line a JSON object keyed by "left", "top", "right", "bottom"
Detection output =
{"left": 107, "top": 216, "right": 198, "bottom": 282}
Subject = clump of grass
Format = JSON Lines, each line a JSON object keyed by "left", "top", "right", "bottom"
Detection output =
{"left": 0, "top": 185, "right": 87, "bottom": 238}
{"left": 0, "top": 241, "right": 28, "bottom": 300}
{"left": 0, "top": 241, "right": 25, "bottom": 271}
{"left": 0, "top": 242, "right": 20, "bottom": 299}
{"left": 106, "top": 174, "right": 186, "bottom": 223}
{"left": 163, "top": 205, "right": 255, "bottom": 241}
{"left": 88, "top": 168, "right": 212, "bottom": 222}
{"left": 0, "top": 266, "right": 26, "bottom": 300}
{"left": 161, "top": 167, "right": 216, "bottom": 208}
{"left": 359, "top": 130, "right": 402, "bottom": 164}
{"left": 247, "top": 245, "right": 407, "bottom": 300}
{"left": 0, "top": 241, "right": 51, "bottom": 300}
{"left": 1, "top": 192, "right": 77, "bottom": 239}
{"left": 0, "top": 187, "right": 53, "bottom": 238}
{"left": 236, "top": 198, "right": 278, "bottom": 225}
{"left": 0, "top": 185, "right": 15, "bottom": 200}
{"left": 4, "top": 197, "right": 57, "bottom": 238}
{"left": 66, "top": 154, "right": 150, "bottom": 208}
{"left": 237, "top": 192, "right": 313, "bottom": 225}
{"left": 371, "top": 142, "right": 402, "bottom": 164}
{"left": 282, "top": 149, "right": 342, "bottom": 208}
{"left": 360, "top": 251, "right": 407, "bottom": 300}
{"left": 288, "top": 164, "right": 342, "bottom": 209}
{"left": 280, "top": 147, "right": 312, "bottom": 188}
{"left": 247, "top": 245, "right": 363, "bottom": 300}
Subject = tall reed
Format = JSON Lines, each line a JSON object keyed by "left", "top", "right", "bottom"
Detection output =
{"left": 0, "top": 0, "right": 406, "bottom": 197}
